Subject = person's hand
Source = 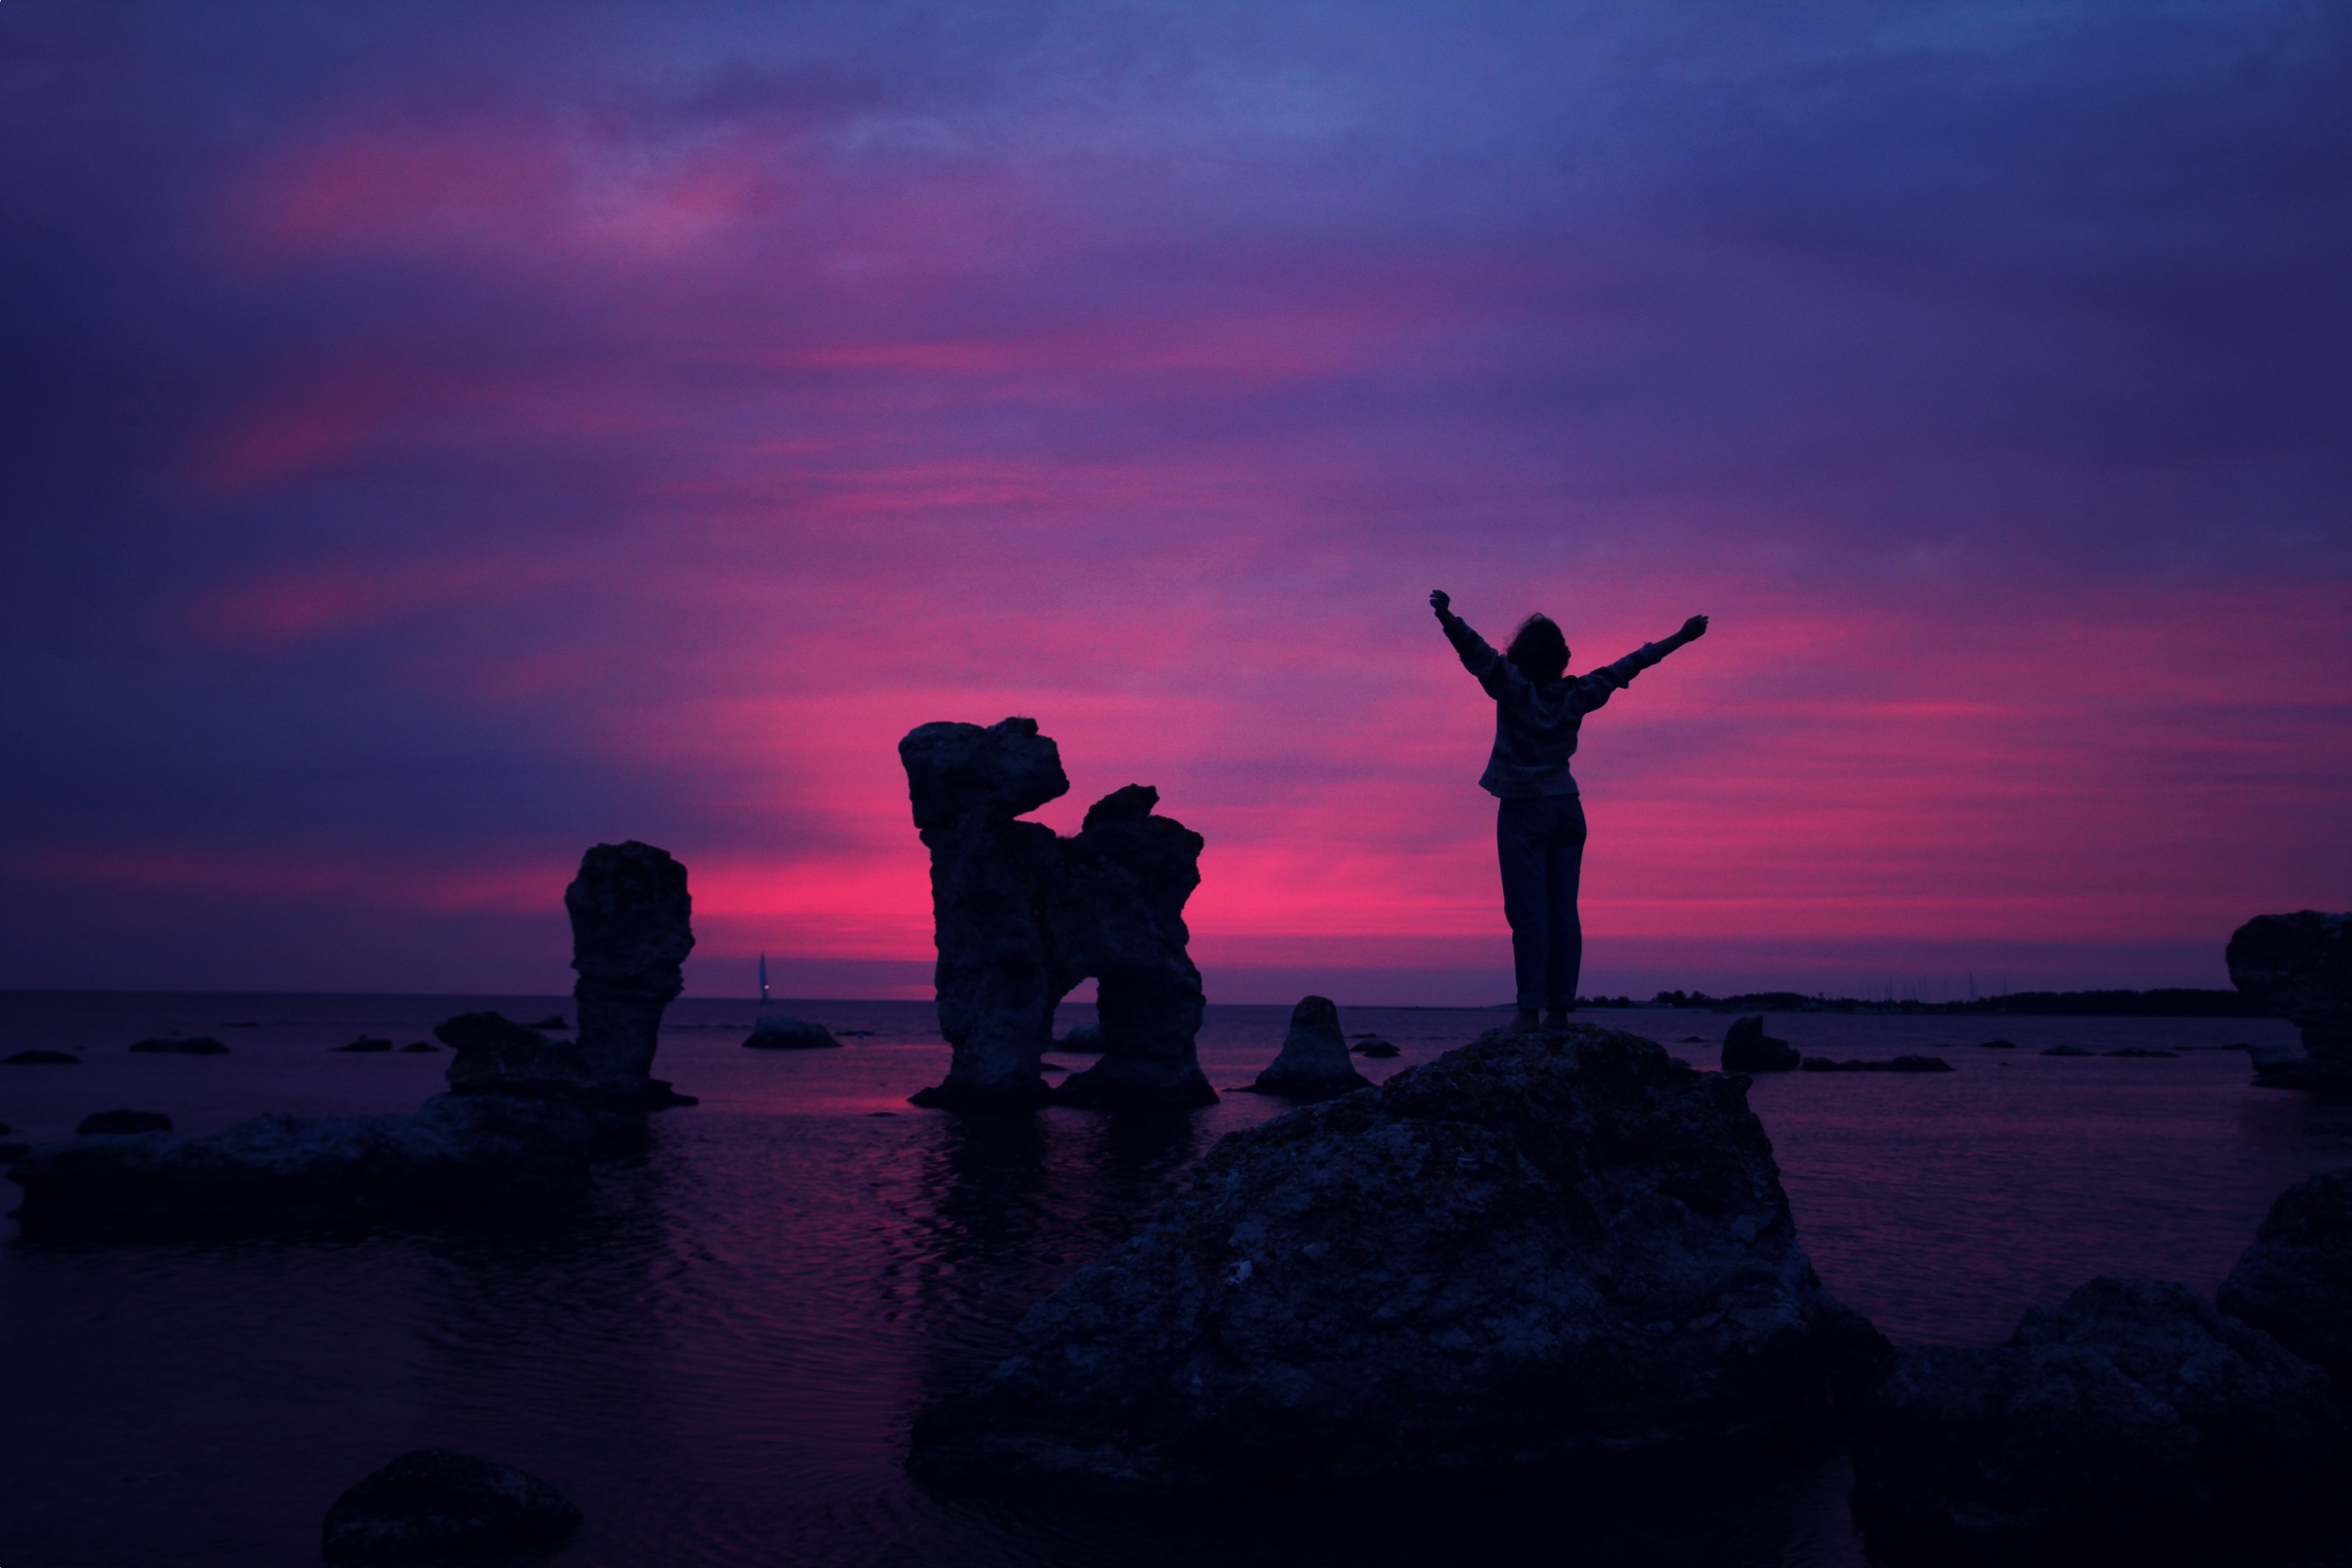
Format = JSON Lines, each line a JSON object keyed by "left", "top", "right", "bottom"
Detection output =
{"left": 1679, "top": 614, "right": 1708, "bottom": 641}
{"left": 1430, "top": 590, "right": 1452, "bottom": 614}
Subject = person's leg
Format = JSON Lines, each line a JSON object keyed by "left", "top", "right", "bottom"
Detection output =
{"left": 1542, "top": 795, "right": 1589, "bottom": 1025}
{"left": 1497, "top": 798, "right": 1548, "bottom": 1031}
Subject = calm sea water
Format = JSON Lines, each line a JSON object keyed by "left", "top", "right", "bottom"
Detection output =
{"left": 0, "top": 992, "right": 2339, "bottom": 1568}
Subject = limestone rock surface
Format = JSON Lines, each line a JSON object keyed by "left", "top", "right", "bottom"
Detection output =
{"left": 1247, "top": 996, "right": 1371, "bottom": 1100}
{"left": 566, "top": 840, "right": 695, "bottom": 1108}
{"left": 2218, "top": 1167, "right": 2352, "bottom": 1391}
{"left": 744, "top": 1014, "right": 842, "bottom": 1050}
{"left": 1851, "top": 1277, "right": 2347, "bottom": 1563}
{"left": 900, "top": 720, "right": 1215, "bottom": 1111}
{"left": 911, "top": 1023, "right": 1886, "bottom": 1488}
{"left": 2229, "top": 912, "right": 2352, "bottom": 1094}
{"left": 1722, "top": 1016, "right": 1800, "bottom": 1073}
{"left": 322, "top": 1448, "right": 579, "bottom": 1563}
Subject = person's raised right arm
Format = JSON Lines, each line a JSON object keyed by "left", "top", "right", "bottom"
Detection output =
{"left": 1431, "top": 590, "right": 1516, "bottom": 699}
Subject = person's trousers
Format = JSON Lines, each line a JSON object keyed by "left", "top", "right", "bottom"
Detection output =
{"left": 1497, "top": 793, "right": 1588, "bottom": 1013}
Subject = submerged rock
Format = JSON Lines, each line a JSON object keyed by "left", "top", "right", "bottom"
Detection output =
{"left": 128, "top": 1036, "right": 229, "bottom": 1055}
{"left": 911, "top": 1023, "right": 1887, "bottom": 1489}
{"left": 400, "top": 1041, "right": 437, "bottom": 1053}
{"left": 567, "top": 840, "right": 696, "bottom": 1109}
{"left": 1852, "top": 1277, "right": 2346, "bottom": 1563}
{"left": 744, "top": 1014, "right": 842, "bottom": 1050}
{"left": 2218, "top": 1167, "right": 2352, "bottom": 1392}
{"left": 2103, "top": 1047, "right": 2178, "bottom": 1058}
{"left": 1722, "top": 1016, "right": 1799, "bottom": 1073}
{"left": 76, "top": 1109, "right": 172, "bottom": 1135}
{"left": 2228, "top": 912, "right": 2352, "bottom": 1094}
{"left": 1800, "top": 1056, "right": 1954, "bottom": 1074}
{"left": 7, "top": 1092, "right": 595, "bottom": 1235}
{"left": 900, "top": 719, "right": 1216, "bottom": 1111}
{"left": 4, "top": 1050, "right": 78, "bottom": 1065}
{"left": 322, "top": 1448, "right": 579, "bottom": 1564}
{"left": 1356, "top": 1040, "right": 1400, "bottom": 1058}
{"left": 1976, "top": 1040, "right": 2018, "bottom": 1050}
{"left": 332, "top": 1037, "right": 394, "bottom": 1054}
{"left": 2040, "top": 1044, "right": 2094, "bottom": 1057}
{"left": 1247, "top": 996, "right": 1370, "bottom": 1101}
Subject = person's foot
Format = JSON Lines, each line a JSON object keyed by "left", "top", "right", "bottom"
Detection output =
{"left": 1507, "top": 1009, "right": 1542, "bottom": 1035}
{"left": 1544, "top": 1009, "right": 1573, "bottom": 1030}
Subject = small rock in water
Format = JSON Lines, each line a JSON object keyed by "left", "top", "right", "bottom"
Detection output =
{"left": 332, "top": 1037, "right": 396, "bottom": 1054}
{"left": 1246, "top": 996, "right": 1370, "bottom": 1100}
{"left": 77, "top": 1109, "right": 174, "bottom": 1136}
{"left": 1356, "top": 1040, "right": 1401, "bottom": 1058}
{"left": 5, "top": 1050, "right": 79, "bottom": 1065}
{"left": 742, "top": 1014, "right": 843, "bottom": 1050}
{"left": 1722, "top": 1015, "right": 1800, "bottom": 1073}
{"left": 321, "top": 1448, "right": 580, "bottom": 1563}
{"left": 2103, "top": 1047, "right": 2179, "bottom": 1058}
{"left": 526, "top": 1014, "right": 568, "bottom": 1030}
{"left": 129, "top": 1036, "right": 230, "bottom": 1054}
{"left": 2219, "top": 1167, "right": 2352, "bottom": 1392}
{"left": 2041, "top": 1044, "right": 2095, "bottom": 1057}
{"left": 1800, "top": 1056, "right": 1954, "bottom": 1074}
{"left": 1047, "top": 1022, "right": 1103, "bottom": 1054}
{"left": 1977, "top": 1039, "right": 2018, "bottom": 1049}
{"left": 400, "top": 1041, "right": 438, "bottom": 1053}
{"left": 1682, "top": 1035, "right": 1708, "bottom": 1044}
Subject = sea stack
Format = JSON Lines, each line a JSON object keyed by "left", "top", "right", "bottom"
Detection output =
{"left": 898, "top": 719, "right": 1215, "bottom": 1111}
{"left": 1247, "top": 995, "right": 1370, "bottom": 1100}
{"left": 2228, "top": 911, "right": 2352, "bottom": 1094}
{"left": 565, "top": 840, "right": 695, "bottom": 1109}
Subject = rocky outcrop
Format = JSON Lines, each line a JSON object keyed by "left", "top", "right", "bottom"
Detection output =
{"left": 910, "top": 1023, "right": 1886, "bottom": 1488}
{"left": 6, "top": 1091, "right": 595, "bottom": 1235}
{"left": 1722, "top": 1016, "right": 1799, "bottom": 1073}
{"left": 2218, "top": 1167, "right": 2352, "bottom": 1392}
{"left": 434, "top": 1012, "right": 590, "bottom": 1097}
{"left": 77, "top": 1109, "right": 172, "bottom": 1135}
{"left": 566, "top": 840, "right": 696, "bottom": 1108}
{"left": 1851, "top": 1277, "right": 2347, "bottom": 1563}
{"left": 322, "top": 1449, "right": 579, "bottom": 1563}
{"left": 2229, "top": 912, "right": 2352, "bottom": 1094}
{"left": 900, "top": 719, "right": 1214, "bottom": 1111}
{"left": 744, "top": 1014, "right": 842, "bottom": 1049}
{"left": 1247, "top": 996, "right": 1370, "bottom": 1100}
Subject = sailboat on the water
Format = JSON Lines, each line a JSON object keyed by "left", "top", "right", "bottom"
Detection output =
{"left": 759, "top": 953, "right": 770, "bottom": 1004}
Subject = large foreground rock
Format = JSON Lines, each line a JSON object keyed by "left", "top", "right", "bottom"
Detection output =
{"left": 2227, "top": 910, "right": 2352, "bottom": 1094}
{"left": 1852, "top": 1277, "right": 2347, "bottom": 1563}
{"left": 567, "top": 840, "right": 696, "bottom": 1108}
{"left": 323, "top": 1449, "right": 579, "bottom": 1563}
{"left": 901, "top": 719, "right": 1214, "bottom": 1111}
{"left": 1247, "top": 995, "right": 1370, "bottom": 1100}
{"left": 910, "top": 1023, "right": 1886, "bottom": 1488}
{"left": 5, "top": 1092, "right": 593, "bottom": 1235}
{"left": 2219, "top": 1167, "right": 2352, "bottom": 1391}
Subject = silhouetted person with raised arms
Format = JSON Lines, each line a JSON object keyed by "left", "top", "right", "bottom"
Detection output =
{"left": 1430, "top": 590, "right": 1708, "bottom": 1034}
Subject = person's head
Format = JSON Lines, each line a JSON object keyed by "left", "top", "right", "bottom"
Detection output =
{"left": 1506, "top": 614, "right": 1569, "bottom": 683}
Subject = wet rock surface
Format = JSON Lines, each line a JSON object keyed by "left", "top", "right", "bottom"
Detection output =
{"left": 911, "top": 1023, "right": 1886, "bottom": 1488}
{"left": 321, "top": 1448, "right": 579, "bottom": 1563}
{"left": 2229, "top": 911, "right": 2352, "bottom": 1094}
{"left": 567, "top": 840, "right": 696, "bottom": 1108}
{"left": 76, "top": 1109, "right": 172, "bottom": 1135}
{"left": 1852, "top": 1277, "right": 2347, "bottom": 1563}
{"left": 744, "top": 1014, "right": 843, "bottom": 1049}
{"left": 900, "top": 719, "right": 1215, "bottom": 1111}
{"left": 2219, "top": 1167, "right": 2352, "bottom": 1392}
{"left": 1247, "top": 996, "right": 1370, "bottom": 1100}
{"left": 1722, "top": 1016, "right": 1800, "bottom": 1073}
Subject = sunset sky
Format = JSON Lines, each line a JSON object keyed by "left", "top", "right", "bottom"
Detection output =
{"left": 4, "top": 2, "right": 2347, "bottom": 1004}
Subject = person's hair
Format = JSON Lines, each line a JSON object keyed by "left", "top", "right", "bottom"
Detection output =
{"left": 1506, "top": 614, "right": 1570, "bottom": 683}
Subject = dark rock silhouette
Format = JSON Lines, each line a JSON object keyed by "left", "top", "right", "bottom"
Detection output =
{"left": 567, "top": 840, "right": 695, "bottom": 1108}
{"left": 1048, "top": 1022, "right": 1104, "bottom": 1054}
{"left": 2041, "top": 1044, "right": 2094, "bottom": 1057}
{"left": 400, "top": 1040, "right": 437, "bottom": 1052}
{"left": 1800, "top": 1055, "right": 1954, "bottom": 1074}
{"left": 526, "top": 1014, "right": 568, "bottom": 1029}
{"left": 1977, "top": 1039, "right": 2019, "bottom": 1049}
{"left": 909, "top": 1023, "right": 1887, "bottom": 1488}
{"left": 1722, "top": 1015, "right": 1800, "bottom": 1072}
{"left": 1851, "top": 1277, "right": 2345, "bottom": 1563}
{"left": 322, "top": 1448, "right": 579, "bottom": 1563}
{"left": 1357, "top": 1039, "right": 1400, "bottom": 1058}
{"left": 1247, "top": 996, "right": 1370, "bottom": 1100}
{"left": 2103, "top": 1047, "right": 2178, "bottom": 1058}
{"left": 129, "top": 1036, "right": 229, "bottom": 1055}
{"left": 77, "top": 1110, "right": 172, "bottom": 1135}
{"left": 435, "top": 1012, "right": 587, "bottom": 1096}
{"left": 2219, "top": 1168, "right": 2352, "bottom": 1392}
{"left": 2229, "top": 911, "right": 2352, "bottom": 1094}
{"left": 744, "top": 1014, "right": 842, "bottom": 1049}
{"left": 332, "top": 1036, "right": 394, "bottom": 1053}
{"left": 4, "top": 1050, "right": 78, "bottom": 1065}
{"left": 899, "top": 719, "right": 1214, "bottom": 1111}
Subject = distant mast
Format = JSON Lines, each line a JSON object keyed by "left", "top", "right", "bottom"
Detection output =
{"left": 758, "top": 953, "right": 770, "bottom": 1004}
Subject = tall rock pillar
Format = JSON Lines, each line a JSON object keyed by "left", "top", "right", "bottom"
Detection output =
{"left": 566, "top": 840, "right": 695, "bottom": 1108}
